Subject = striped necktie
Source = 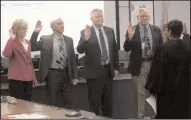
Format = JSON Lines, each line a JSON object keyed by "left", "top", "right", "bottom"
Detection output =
{"left": 99, "top": 28, "right": 108, "bottom": 64}
{"left": 58, "top": 38, "right": 67, "bottom": 69}
{"left": 143, "top": 25, "right": 151, "bottom": 59}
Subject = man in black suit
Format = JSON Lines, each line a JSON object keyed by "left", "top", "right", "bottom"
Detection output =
{"left": 30, "top": 19, "right": 78, "bottom": 108}
{"left": 123, "top": 8, "right": 163, "bottom": 118}
{"left": 77, "top": 8, "right": 119, "bottom": 117}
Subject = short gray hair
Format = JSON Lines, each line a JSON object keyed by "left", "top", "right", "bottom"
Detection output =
{"left": 90, "top": 8, "right": 103, "bottom": 17}
{"left": 50, "top": 18, "right": 62, "bottom": 29}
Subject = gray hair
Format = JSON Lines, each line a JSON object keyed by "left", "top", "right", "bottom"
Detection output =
{"left": 50, "top": 18, "right": 62, "bottom": 29}
{"left": 90, "top": 8, "right": 103, "bottom": 17}
{"left": 11, "top": 19, "right": 28, "bottom": 34}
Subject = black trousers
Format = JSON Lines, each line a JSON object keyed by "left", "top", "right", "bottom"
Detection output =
{"left": 9, "top": 79, "right": 33, "bottom": 101}
{"left": 86, "top": 65, "right": 113, "bottom": 118}
{"left": 46, "top": 68, "right": 72, "bottom": 108}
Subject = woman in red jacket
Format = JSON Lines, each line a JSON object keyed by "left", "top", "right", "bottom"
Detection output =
{"left": 3, "top": 19, "right": 41, "bottom": 101}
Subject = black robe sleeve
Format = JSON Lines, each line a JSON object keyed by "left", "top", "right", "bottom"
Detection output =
{"left": 145, "top": 45, "right": 169, "bottom": 96}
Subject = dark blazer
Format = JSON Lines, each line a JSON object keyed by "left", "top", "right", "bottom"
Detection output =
{"left": 123, "top": 24, "right": 163, "bottom": 76}
{"left": 30, "top": 32, "right": 78, "bottom": 84}
{"left": 3, "top": 39, "right": 36, "bottom": 81}
{"left": 77, "top": 26, "right": 119, "bottom": 79}
{"left": 182, "top": 34, "right": 190, "bottom": 49}
{"left": 145, "top": 39, "right": 190, "bottom": 119}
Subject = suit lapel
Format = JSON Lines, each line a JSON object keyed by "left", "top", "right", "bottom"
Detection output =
{"left": 50, "top": 34, "right": 54, "bottom": 53}
{"left": 63, "top": 35, "right": 69, "bottom": 55}
{"left": 103, "top": 26, "right": 111, "bottom": 44}
{"left": 149, "top": 25, "right": 156, "bottom": 49}
{"left": 135, "top": 24, "right": 141, "bottom": 44}
{"left": 91, "top": 26, "right": 100, "bottom": 45}
{"left": 103, "top": 26, "right": 112, "bottom": 57}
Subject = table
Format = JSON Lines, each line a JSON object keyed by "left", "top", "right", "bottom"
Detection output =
{"left": 1, "top": 98, "right": 102, "bottom": 119}
{"left": 1, "top": 99, "right": 58, "bottom": 115}
{"left": 36, "top": 109, "right": 97, "bottom": 119}
{"left": 1, "top": 74, "right": 155, "bottom": 118}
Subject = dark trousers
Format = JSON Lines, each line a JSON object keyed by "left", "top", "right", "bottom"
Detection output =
{"left": 46, "top": 68, "right": 72, "bottom": 108}
{"left": 86, "top": 65, "right": 113, "bottom": 118}
{"left": 9, "top": 79, "right": 33, "bottom": 101}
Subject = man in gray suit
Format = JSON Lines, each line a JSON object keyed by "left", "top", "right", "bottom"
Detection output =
{"left": 123, "top": 8, "right": 163, "bottom": 118}
{"left": 30, "top": 18, "right": 78, "bottom": 108}
{"left": 77, "top": 8, "right": 119, "bottom": 117}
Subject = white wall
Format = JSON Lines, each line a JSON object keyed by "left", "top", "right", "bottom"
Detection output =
{"left": 104, "top": 1, "right": 190, "bottom": 50}
{"left": 104, "top": 1, "right": 117, "bottom": 41}
{"left": 168, "top": 1, "right": 190, "bottom": 33}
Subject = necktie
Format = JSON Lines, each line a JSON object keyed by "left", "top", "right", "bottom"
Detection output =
{"left": 99, "top": 29, "right": 108, "bottom": 63}
{"left": 143, "top": 25, "right": 151, "bottom": 59}
{"left": 58, "top": 38, "right": 67, "bottom": 69}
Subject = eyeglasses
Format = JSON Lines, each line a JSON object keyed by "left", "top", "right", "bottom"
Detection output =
{"left": 19, "top": 27, "right": 28, "bottom": 30}
{"left": 139, "top": 15, "right": 149, "bottom": 18}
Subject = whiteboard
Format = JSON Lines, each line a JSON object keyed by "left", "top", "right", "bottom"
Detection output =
{"left": 1, "top": 1, "right": 104, "bottom": 56}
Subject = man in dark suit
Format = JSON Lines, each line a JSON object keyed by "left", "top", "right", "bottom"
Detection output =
{"left": 123, "top": 8, "right": 163, "bottom": 118}
{"left": 77, "top": 8, "right": 119, "bottom": 117}
{"left": 30, "top": 19, "right": 78, "bottom": 108}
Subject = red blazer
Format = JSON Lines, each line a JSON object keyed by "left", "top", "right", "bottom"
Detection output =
{"left": 3, "top": 39, "right": 36, "bottom": 82}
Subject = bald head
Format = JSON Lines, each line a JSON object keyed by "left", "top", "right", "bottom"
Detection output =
{"left": 51, "top": 18, "right": 64, "bottom": 34}
{"left": 137, "top": 8, "right": 150, "bottom": 25}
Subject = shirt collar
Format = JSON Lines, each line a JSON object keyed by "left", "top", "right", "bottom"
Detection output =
{"left": 54, "top": 33, "right": 63, "bottom": 40}
{"left": 139, "top": 23, "right": 149, "bottom": 30}
{"left": 93, "top": 25, "right": 104, "bottom": 31}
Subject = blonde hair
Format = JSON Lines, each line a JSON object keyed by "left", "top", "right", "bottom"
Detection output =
{"left": 11, "top": 19, "right": 28, "bottom": 34}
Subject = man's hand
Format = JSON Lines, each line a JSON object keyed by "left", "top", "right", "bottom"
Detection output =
{"left": 34, "top": 20, "right": 43, "bottom": 33}
{"left": 84, "top": 25, "right": 91, "bottom": 40}
{"left": 9, "top": 29, "right": 16, "bottom": 40}
{"left": 163, "top": 29, "right": 168, "bottom": 40}
{"left": 33, "top": 80, "right": 38, "bottom": 88}
{"left": 72, "top": 79, "right": 78, "bottom": 85}
{"left": 127, "top": 23, "right": 135, "bottom": 40}
{"left": 114, "top": 70, "right": 119, "bottom": 77}
{"left": 182, "top": 23, "right": 187, "bottom": 35}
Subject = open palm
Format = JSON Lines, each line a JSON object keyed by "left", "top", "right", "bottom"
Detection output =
{"left": 35, "top": 20, "right": 42, "bottom": 33}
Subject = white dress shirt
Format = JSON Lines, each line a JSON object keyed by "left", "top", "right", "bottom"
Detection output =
{"left": 20, "top": 39, "right": 28, "bottom": 52}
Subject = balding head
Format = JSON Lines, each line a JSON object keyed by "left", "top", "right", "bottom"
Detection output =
{"left": 137, "top": 8, "right": 150, "bottom": 25}
{"left": 90, "top": 8, "right": 104, "bottom": 28}
{"left": 50, "top": 18, "right": 64, "bottom": 34}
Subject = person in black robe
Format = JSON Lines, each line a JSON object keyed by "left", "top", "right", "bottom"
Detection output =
{"left": 145, "top": 19, "right": 190, "bottom": 119}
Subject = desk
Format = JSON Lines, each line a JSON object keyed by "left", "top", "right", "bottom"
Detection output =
{"left": 1, "top": 99, "right": 58, "bottom": 115}
{"left": 1, "top": 98, "right": 102, "bottom": 119}
{"left": 36, "top": 109, "right": 97, "bottom": 119}
{"left": 1, "top": 74, "right": 155, "bottom": 118}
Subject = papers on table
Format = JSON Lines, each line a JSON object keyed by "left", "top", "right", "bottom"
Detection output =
{"left": 1, "top": 113, "right": 49, "bottom": 119}
{"left": 146, "top": 95, "right": 156, "bottom": 114}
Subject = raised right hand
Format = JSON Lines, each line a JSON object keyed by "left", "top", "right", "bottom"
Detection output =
{"left": 9, "top": 29, "right": 16, "bottom": 40}
{"left": 127, "top": 23, "right": 135, "bottom": 40}
{"left": 84, "top": 25, "right": 91, "bottom": 40}
{"left": 182, "top": 23, "right": 187, "bottom": 34}
{"left": 34, "top": 20, "right": 43, "bottom": 33}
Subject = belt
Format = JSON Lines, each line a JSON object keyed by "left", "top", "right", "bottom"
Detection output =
{"left": 50, "top": 67, "right": 67, "bottom": 71}
{"left": 101, "top": 64, "right": 110, "bottom": 68}
{"left": 142, "top": 57, "right": 152, "bottom": 61}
